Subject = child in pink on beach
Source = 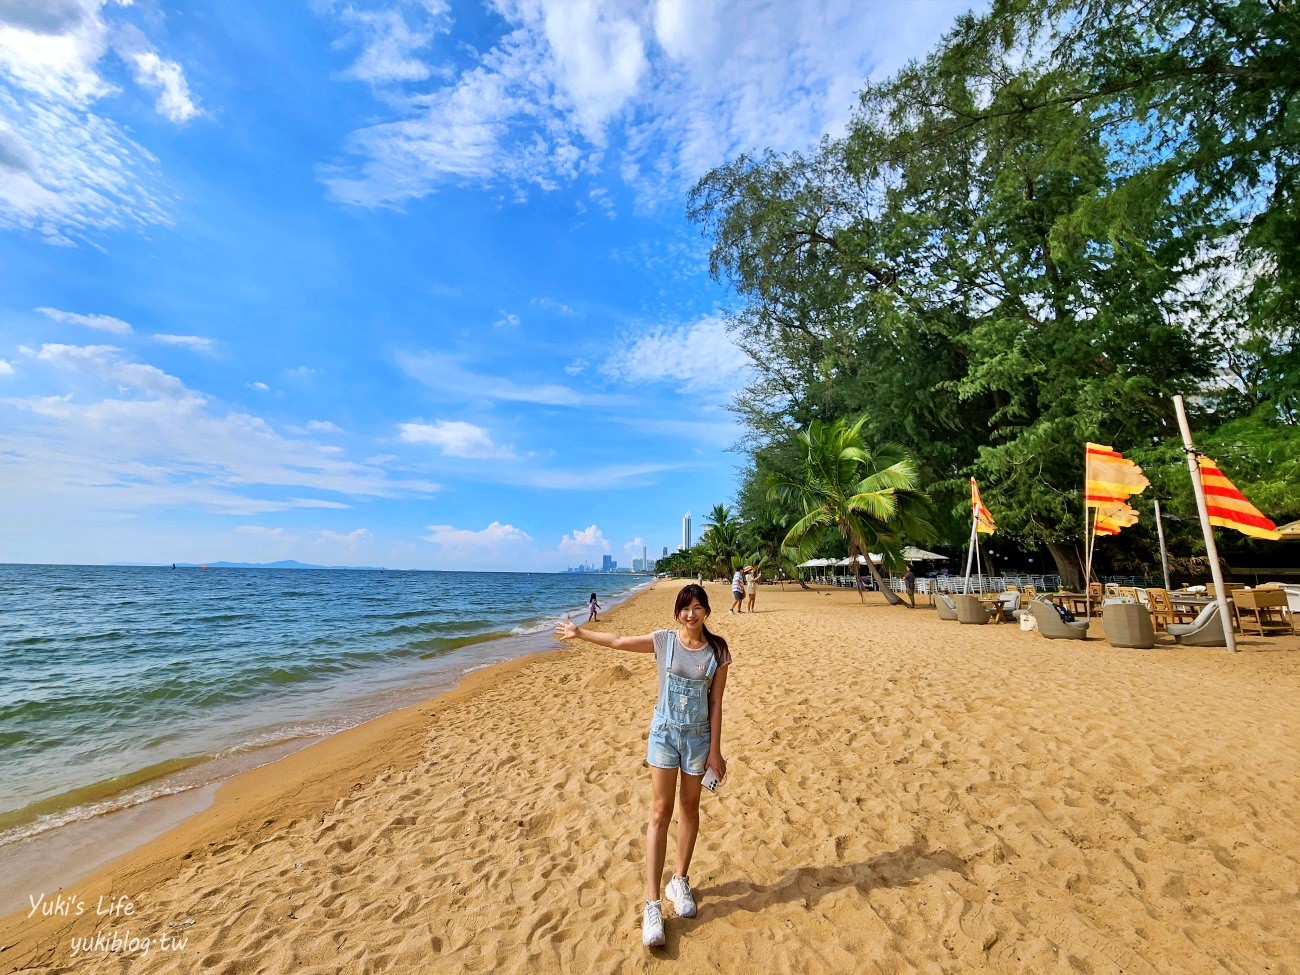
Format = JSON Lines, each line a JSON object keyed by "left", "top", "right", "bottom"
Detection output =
{"left": 588, "top": 593, "right": 602, "bottom": 622}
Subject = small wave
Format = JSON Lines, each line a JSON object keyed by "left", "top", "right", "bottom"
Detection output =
{"left": 0, "top": 756, "right": 208, "bottom": 842}
{"left": 509, "top": 620, "right": 555, "bottom": 636}
{"left": 413, "top": 631, "right": 512, "bottom": 658}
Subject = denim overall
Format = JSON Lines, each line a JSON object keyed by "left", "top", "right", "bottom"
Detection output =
{"left": 646, "top": 637, "right": 717, "bottom": 776}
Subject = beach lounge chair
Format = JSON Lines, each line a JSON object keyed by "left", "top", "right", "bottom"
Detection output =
{"left": 1101, "top": 602, "right": 1156, "bottom": 649}
{"left": 998, "top": 591, "right": 1022, "bottom": 621}
{"left": 954, "top": 594, "right": 992, "bottom": 624}
{"left": 1166, "top": 601, "right": 1228, "bottom": 647}
{"left": 936, "top": 594, "right": 958, "bottom": 621}
{"left": 1029, "top": 597, "right": 1089, "bottom": 640}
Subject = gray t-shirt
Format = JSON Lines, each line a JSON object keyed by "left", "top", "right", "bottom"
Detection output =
{"left": 652, "top": 629, "right": 732, "bottom": 689}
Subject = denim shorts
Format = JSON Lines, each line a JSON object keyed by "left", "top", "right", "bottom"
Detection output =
{"left": 647, "top": 715, "right": 711, "bottom": 776}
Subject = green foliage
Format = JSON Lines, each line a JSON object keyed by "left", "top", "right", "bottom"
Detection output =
{"left": 767, "top": 417, "right": 932, "bottom": 603}
{"left": 688, "top": 0, "right": 1298, "bottom": 581}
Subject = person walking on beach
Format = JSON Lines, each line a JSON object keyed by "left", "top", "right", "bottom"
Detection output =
{"left": 903, "top": 565, "right": 916, "bottom": 608}
{"left": 554, "top": 584, "right": 730, "bottom": 949}
{"left": 744, "top": 565, "right": 761, "bottom": 613}
{"left": 588, "top": 593, "right": 602, "bottom": 622}
{"left": 730, "top": 567, "right": 745, "bottom": 614}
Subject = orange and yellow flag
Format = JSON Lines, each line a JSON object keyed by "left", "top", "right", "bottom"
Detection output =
{"left": 970, "top": 477, "right": 996, "bottom": 534}
{"left": 1198, "top": 457, "right": 1282, "bottom": 541}
{"left": 1092, "top": 501, "right": 1140, "bottom": 537}
{"left": 1085, "top": 442, "right": 1150, "bottom": 511}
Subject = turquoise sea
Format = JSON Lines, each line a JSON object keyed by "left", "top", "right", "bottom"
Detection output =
{"left": 0, "top": 564, "right": 649, "bottom": 845}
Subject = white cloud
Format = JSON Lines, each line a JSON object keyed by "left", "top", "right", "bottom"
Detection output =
{"left": 325, "top": 0, "right": 450, "bottom": 84}
{"left": 307, "top": 419, "right": 344, "bottom": 434}
{"left": 396, "top": 350, "right": 630, "bottom": 407}
{"left": 421, "top": 520, "right": 534, "bottom": 564}
{"left": 319, "top": 0, "right": 971, "bottom": 206}
{"left": 248, "top": 381, "right": 270, "bottom": 392}
{"left": 317, "top": 527, "right": 374, "bottom": 547}
{"left": 236, "top": 525, "right": 295, "bottom": 540}
{"left": 563, "top": 358, "right": 587, "bottom": 376}
{"left": 493, "top": 310, "right": 520, "bottom": 328}
{"left": 602, "top": 314, "right": 750, "bottom": 392}
{"left": 0, "top": 359, "right": 13, "bottom": 376}
{"left": 36, "top": 306, "right": 134, "bottom": 334}
{"left": 2, "top": 343, "right": 438, "bottom": 519}
{"left": 558, "top": 523, "right": 610, "bottom": 561}
{"left": 110, "top": 19, "right": 204, "bottom": 124}
{"left": 152, "top": 334, "right": 215, "bottom": 353}
{"left": 0, "top": 1, "right": 201, "bottom": 241}
{"left": 398, "top": 418, "right": 515, "bottom": 459}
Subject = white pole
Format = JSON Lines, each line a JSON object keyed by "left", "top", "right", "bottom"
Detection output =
{"left": 962, "top": 515, "right": 978, "bottom": 594}
{"left": 1154, "top": 498, "right": 1172, "bottom": 591}
{"left": 1173, "top": 395, "right": 1237, "bottom": 653}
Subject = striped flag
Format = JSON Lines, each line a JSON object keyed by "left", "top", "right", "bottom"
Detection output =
{"left": 1085, "top": 442, "right": 1150, "bottom": 511}
{"left": 971, "top": 477, "right": 996, "bottom": 534}
{"left": 1198, "top": 457, "right": 1282, "bottom": 540}
{"left": 1092, "top": 501, "right": 1140, "bottom": 537}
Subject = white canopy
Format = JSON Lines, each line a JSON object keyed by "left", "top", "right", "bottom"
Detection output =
{"left": 902, "top": 546, "right": 948, "bottom": 561}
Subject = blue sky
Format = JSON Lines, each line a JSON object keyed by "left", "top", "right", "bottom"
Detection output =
{"left": 0, "top": 0, "right": 972, "bottom": 570}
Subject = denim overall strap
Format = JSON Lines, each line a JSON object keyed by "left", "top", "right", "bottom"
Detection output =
{"left": 654, "top": 634, "right": 712, "bottom": 729}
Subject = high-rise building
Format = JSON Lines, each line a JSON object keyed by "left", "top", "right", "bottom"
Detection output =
{"left": 681, "top": 510, "right": 692, "bottom": 550}
{"left": 662, "top": 546, "right": 668, "bottom": 558}
{"left": 642, "top": 545, "right": 647, "bottom": 571}
{"left": 602, "top": 554, "right": 614, "bottom": 572}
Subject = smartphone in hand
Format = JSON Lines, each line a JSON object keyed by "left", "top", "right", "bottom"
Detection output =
{"left": 701, "top": 768, "right": 721, "bottom": 793}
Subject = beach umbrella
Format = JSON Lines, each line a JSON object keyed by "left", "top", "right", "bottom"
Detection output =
{"left": 902, "top": 546, "right": 947, "bottom": 562}
{"left": 1277, "top": 519, "right": 1300, "bottom": 540}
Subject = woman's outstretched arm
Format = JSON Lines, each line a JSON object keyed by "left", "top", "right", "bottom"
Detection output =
{"left": 554, "top": 617, "right": 655, "bottom": 653}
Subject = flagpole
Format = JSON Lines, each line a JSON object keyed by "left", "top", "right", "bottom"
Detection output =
{"left": 1173, "top": 395, "right": 1237, "bottom": 653}
{"left": 1154, "top": 498, "right": 1172, "bottom": 591}
{"left": 963, "top": 513, "right": 978, "bottom": 594}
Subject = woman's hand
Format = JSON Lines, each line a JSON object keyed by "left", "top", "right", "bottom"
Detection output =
{"left": 706, "top": 752, "right": 727, "bottom": 781}
{"left": 554, "top": 616, "right": 580, "bottom": 642}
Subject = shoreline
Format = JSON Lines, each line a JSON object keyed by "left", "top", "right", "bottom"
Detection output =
{"left": 0, "top": 579, "right": 653, "bottom": 920}
{"left": 4, "top": 580, "right": 1297, "bottom": 974}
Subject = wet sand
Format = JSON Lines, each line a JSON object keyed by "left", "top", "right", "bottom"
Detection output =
{"left": 3, "top": 580, "right": 1298, "bottom": 974}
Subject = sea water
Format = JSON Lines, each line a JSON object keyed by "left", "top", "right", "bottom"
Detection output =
{"left": 0, "top": 564, "right": 648, "bottom": 845}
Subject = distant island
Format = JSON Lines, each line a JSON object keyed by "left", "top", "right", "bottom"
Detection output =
{"left": 113, "top": 560, "right": 387, "bottom": 571}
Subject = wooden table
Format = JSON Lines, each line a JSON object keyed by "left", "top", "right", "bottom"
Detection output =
{"left": 978, "top": 596, "right": 1008, "bottom": 623}
{"left": 1044, "top": 592, "right": 1093, "bottom": 617}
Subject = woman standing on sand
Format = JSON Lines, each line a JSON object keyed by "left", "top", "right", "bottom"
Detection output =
{"left": 554, "top": 583, "right": 730, "bottom": 949}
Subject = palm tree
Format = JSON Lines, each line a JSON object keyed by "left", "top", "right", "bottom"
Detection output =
{"left": 699, "top": 504, "right": 742, "bottom": 579}
{"left": 767, "top": 417, "right": 931, "bottom": 605}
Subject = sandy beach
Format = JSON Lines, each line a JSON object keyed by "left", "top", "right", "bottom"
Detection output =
{"left": 3, "top": 579, "right": 1298, "bottom": 974}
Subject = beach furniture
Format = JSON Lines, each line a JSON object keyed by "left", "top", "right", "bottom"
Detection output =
{"left": 997, "top": 590, "right": 1022, "bottom": 621}
{"left": 1101, "top": 602, "right": 1157, "bottom": 649}
{"left": 1145, "top": 588, "right": 1181, "bottom": 631}
{"left": 1166, "top": 601, "right": 1229, "bottom": 647}
{"left": 1029, "top": 597, "right": 1089, "bottom": 640}
{"left": 936, "top": 594, "right": 958, "bottom": 621}
{"left": 1232, "top": 588, "right": 1295, "bottom": 636}
{"left": 954, "top": 594, "right": 993, "bottom": 624}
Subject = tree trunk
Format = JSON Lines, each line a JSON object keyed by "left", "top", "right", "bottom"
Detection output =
{"left": 865, "top": 558, "right": 907, "bottom": 605}
{"left": 1047, "top": 541, "right": 1083, "bottom": 590}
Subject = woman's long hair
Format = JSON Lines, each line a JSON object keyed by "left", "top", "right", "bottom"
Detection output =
{"left": 674, "top": 584, "right": 728, "bottom": 665}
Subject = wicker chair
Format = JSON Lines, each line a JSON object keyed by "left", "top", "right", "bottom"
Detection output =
{"left": 1029, "top": 597, "right": 1089, "bottom": 640}
{"left": 1167, "top": 601, "right": 1228, "bottom": 647}
{"left": 1101, "top": 602, "right": 1157, "bottom": 649}
{"left": 936, "top": 594, "right": 958, "bottom": 621}
{"left": 954, "top": 594, "right": 992, "bottom": 624}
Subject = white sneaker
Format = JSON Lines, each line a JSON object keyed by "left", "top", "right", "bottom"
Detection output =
{"left": 642, "top": 900, "right": 665, "bottom": 947}
{"left": 666, "top": 875, "right": 697, "bottom": 918}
